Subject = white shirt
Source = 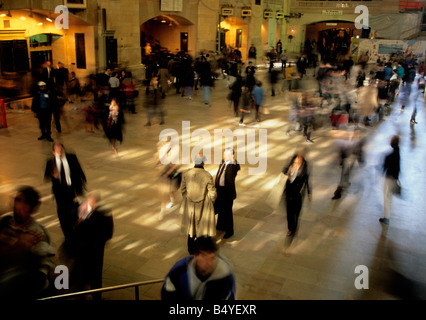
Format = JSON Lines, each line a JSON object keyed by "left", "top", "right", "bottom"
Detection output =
{"left": 55, "top": 155, "right": 71, "bottom": 186}
{"left": 218, "top": 160, "right": 232, "bottom": 187}
{"left": 109, "top": 77, "right": 120, "bottom": 88}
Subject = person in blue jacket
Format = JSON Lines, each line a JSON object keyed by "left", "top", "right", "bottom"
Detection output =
{"left": 161, "top": 236, "right": 236, "bottom": 300}
{"left": 251, "top": 81, "right": 265, "bottom": 122}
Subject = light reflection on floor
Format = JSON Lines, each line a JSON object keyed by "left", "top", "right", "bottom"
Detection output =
{"left": 1, "top": 67, "right": 426, "bottom": 300}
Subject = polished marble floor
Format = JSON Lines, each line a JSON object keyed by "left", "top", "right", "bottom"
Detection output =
{"left": 1, "top": 66, "right": 426, "bottom": 300}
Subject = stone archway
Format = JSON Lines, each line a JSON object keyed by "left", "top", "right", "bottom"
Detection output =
{"left": 305, "top": 20, "right": 364, "bottom": 63}
{"left": 220, "top": 17, "right": 249, "bottom": 61}
{"left": 141, "top": 14, "right": 195, "bottom": 58}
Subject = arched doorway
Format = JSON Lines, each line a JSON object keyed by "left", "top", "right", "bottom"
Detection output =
{"left": 305, "top": 20, "right": 367, "bottom": 63}
{"left": 219, "top": 17, "right": 248, "bottom": 61}
{"left": 141, "top": 14, "right": 195, "bottom": 61}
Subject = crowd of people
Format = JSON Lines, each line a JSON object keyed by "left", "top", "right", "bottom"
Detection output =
{"left": 1, "top": 42, "right": 424, "bottom": 301}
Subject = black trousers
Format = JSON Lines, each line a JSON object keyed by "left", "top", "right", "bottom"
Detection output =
{"left": 53, "top": 185, "right": 78, "bottom": 240}
{"left": 187, "top": 235, "right": 196, "bottom": 255}
{"left": 215, "top": 187, "right": 234, "bottom": 235}
{"left": 72, "top": 245, "right": 105, "bottom": 300}
{"left": 37, "top": 110, "right": 52, "bottom": 137}
{"left": 285, "top": 192, "right": 302, "bottom": 234}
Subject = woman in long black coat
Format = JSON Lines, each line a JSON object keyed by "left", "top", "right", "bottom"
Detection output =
{"left": 104, "top": 97, "right": 124, "bottom": 154}
{"left": 282, "top": 151, "right": 312, "bottom": 236}
{"left": 229, "top": 75, "right": 243, "bottom": 117}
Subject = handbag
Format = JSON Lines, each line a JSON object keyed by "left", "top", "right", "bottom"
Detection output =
{"left": 265, "top": 172, "right": 288, "bottom": 212}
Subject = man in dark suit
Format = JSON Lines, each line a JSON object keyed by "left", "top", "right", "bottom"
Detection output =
{"left": 41, "top": 60, "right": 56, "bottom": 90}
{"left": 44, "top": 141, "right": 87, "bottom": 242}
{"left": 214, "top": 148, "right": 240, "bottom": 239}
{"left": 69, "top": 192, "right": 114, "bottom": 300}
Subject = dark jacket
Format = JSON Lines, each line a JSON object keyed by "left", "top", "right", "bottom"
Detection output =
{"left": 215, "top": 161, "right": 240, "bottom": 200}
{"left": 383, "top": 147, "right": 400, "bottom": 180}
{"left": 199, "top": 61, "right": 214, "bottom": 87}
{"left": 282, "top": 155, "right": 312, "bottom": 197}
{"left": 71, "top": 204, "right": 114, "bottom": 248}
{"left": 161, "top": 255, "right": 235, "bottom": 301}
{"left": 31, "top": 90, "right": 56, "bottom": 114}
{"left": 44, "top": 153, "right": 87, "bottom": 197}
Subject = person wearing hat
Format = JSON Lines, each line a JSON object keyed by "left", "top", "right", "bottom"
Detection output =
{"left": 180, "top": 153, "right": 217, "bottom": 254}
{"left": 31, "top": 81, "right": 56, "bottom": 142}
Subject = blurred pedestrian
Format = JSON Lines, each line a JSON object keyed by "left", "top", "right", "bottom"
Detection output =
{"left": 380, "top": 135, "right": 400, "bottom": 225}
{"left": 0, "top": 186, "right": 55, "bottom": 300}
{"left": 281, "top": 50, "right": 288, "bottom": 71}
{"left": 68, "top": 71, "right": 80, "bottom": 104}
{"left": 104, "top": 97, "right": 124, "bottom": 154}
{"left": 161, "top": 236, "right": 236, "bottom": 300}
{"left": 69, "top": 192, "right": 114, "bottom": 300}
{"left": 270, "top": 69, "right": 281, "bottom": 97}
{"left": 282, "top": 149, "right": 312, "bottom": 237}
{"left": 229, "top": 75, "right": 243, "bottom": 117}
{"left": 331, "top": 129, "right": 366, "bottom": 200}
{"left": 199, "top": 56, "right": 214, "bottom": 106}
{"left": 108, "top": 71, "right": 120, "bottom": 101}
{"left": 41, "top": 60, "right": 56, "bottom": 91}
{"left": 248, "top": 44, "right": 257, "bottom": 63}
{"left": 251, "top": 81, "right": 265, "bottom": 122}
{"left": 157, "top": 63, "right": 172, "bottom": 99}
{"left": 55, "top": 62, "right": 69, "bottom": 98}
{"left": 297, "top": 54, "right": 309, "bottom": 79}
{"left": 156, "top": 138, "right": 180, "bottom": 221}
{"left": 145, "top": 77, "right": 165, "bottom": 126}
{"left": 120, "top": 71, "right": 137, "bottom": 114}
{"left": 238, "top": 86, "right": 252, "bottom": 126}
{"left": 44, "top": 141, "right": 87, "bottom": 244}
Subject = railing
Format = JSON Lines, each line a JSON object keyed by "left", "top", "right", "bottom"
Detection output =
{"left": 38, "top": 279, "right": 164, "bottom": 300}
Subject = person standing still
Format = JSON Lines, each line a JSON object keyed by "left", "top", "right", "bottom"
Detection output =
{"left": 31, "top": 81, "right": 55, "bottom": 142}
{"left": 180, "top": 155, "right": 217, "bottom": 254}
{"left": 214, "top": 148, "right": 240, "bottom": 239}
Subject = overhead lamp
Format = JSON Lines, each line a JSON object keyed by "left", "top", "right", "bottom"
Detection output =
{"left": 46, "top": 13, "right": 53, "bottom": 22}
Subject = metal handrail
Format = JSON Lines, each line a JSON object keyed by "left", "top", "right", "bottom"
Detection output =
{"left": 38, "top": 279, "right": 164, "bottom": 300}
